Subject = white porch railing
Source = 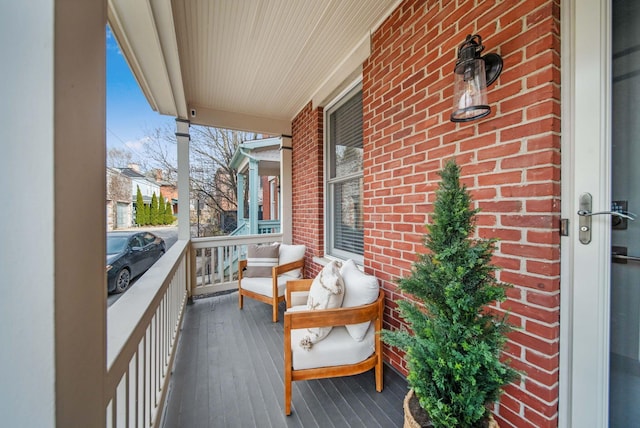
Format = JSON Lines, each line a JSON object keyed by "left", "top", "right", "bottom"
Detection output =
{"left": 257, "top": 219, "right": 280, "bottom": 234}
{"left": 191, "top": 233, "right": 283, "bottom": 297}
{"left": 105, "top": 239, "right": 190, "bottom": 428}
{"left": 105, "top": 233, "right": 284, "bottom": 428}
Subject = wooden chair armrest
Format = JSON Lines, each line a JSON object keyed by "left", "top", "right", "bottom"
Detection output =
{"left": 286, "top": 279, "right": 313, "bottom": 293}
{"left": 238, "top": 259, "right": 247, "bottom": 279}
{"left": 285, "top": 279, "right": 313, "bottom": 308}
{"left": 239, "top": 258, "right": 303, "bottom": 281}
{"left": 285, "top": 290, "right": 383, "bottom": 331}
{"left": 274, "top": 258, "right": 304, "bottom": 276}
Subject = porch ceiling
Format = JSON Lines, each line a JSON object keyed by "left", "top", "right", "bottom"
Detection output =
{"left": 107, "top": 0, "right": 401, "bottom": 135}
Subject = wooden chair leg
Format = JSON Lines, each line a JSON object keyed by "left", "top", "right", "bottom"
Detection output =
{"left": 238, "top": 290, "right": 243, "bottom": 309}
{"left": 285, "top": 374, "right": 292, "bottom": 415}
{"left": 284, "top": 314, "right": 292, "bottom": 415}
{"left": 272, "top": 299, "right": 278, "bottom": 322}
{"left": 375, "top": 361, "right": 383, "bottom": 392}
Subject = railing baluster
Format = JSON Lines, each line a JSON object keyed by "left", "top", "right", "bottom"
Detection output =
{"left": 217, "top": 246, "right": 224, "bottom": 284}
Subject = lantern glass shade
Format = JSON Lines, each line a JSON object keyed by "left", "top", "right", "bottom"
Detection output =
{"left": 450, "top": 57, "right": 490, "bottom": 122}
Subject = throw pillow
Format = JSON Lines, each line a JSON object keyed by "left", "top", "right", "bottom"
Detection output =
{"left": 243, "top": 243, "right": 280, "bottom": 277}
{"left": 278, "top": 244, "right": 306, "bottom": 278}
{"left": 299, "top": 261, "right": 344, "bottom": 350}
{"left": 340, "top": 259, "right": 380, "bottom": 341}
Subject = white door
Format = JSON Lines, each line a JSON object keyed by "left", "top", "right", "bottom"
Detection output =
{"left": 563, "top": 0, "right": 640, "bottom": 426}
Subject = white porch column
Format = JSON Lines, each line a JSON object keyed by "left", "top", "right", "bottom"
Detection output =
{"left": 176, "top": 119, "right": 191, "bottom": 240}
{"left": 249, "top": 158, "right": 259, "bottom": 234}
{"left": 237, "top": 172, "right": 245, "bottom": 226}
{"left": 1, "top": 1, "right": 106, "bottom": 426}
{"left": 280, "top": 136, "right": 293, "bottom": 244}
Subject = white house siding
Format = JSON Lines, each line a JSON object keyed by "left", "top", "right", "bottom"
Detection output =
{"left": 132, "top": 177, "right": 161, "bottom": 201}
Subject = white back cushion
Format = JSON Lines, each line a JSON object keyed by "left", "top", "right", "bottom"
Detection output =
{"left": 279, "top": 244, "right": 306, "bottom": 278}
{"left": 244, "top": 243, "right": 280, "bottom": 277}
{"left": 340, "top": 259, "right": 380, "bottom": 341}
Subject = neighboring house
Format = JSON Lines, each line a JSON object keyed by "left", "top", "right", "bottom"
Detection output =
{"left": 230, "top": 137, "right": 282, "bottom": 235}
{"left": 153, "top": 168, "right": 179, "bottom": 215}
{"left": 160, "top": 185, "right": 178, "bottom": 215}
{"left": 116, "top": 166, "right": 162, "bottom": 224}
{"left": 108, "top": 166, "right": 176, "bottom": 228}
{"left": 7, "top": 1, "right": 635, "bottom": 427}
{"left": 106, "top": 167, "right": 132, "bottom": 230}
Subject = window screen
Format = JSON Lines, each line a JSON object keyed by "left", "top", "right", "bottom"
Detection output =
{"left": 326, "top": 85, "right": 364, "bottom": 261}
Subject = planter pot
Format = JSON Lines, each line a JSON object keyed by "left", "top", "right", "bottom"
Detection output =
{"left": 403, "top": 389, "right": 499, "bottom": 428}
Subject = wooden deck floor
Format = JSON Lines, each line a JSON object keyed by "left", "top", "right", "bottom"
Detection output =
{"left": 162, "top": 291, "right": 408, "bottom": 428}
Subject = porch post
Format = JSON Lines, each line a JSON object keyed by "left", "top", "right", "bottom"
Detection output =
{"left": 176, "top": 119, "right": 190, "bottom": 240}
{"left": 237, "top": 172, "right": 245, "bottom": 228}
{"left": 1, "top": 1, "right": 106, "bottom": 426}
{"left": 280, "top": 136, "right": 293, "bottom": 244}
{"left": 249, "top": 158, "right": 259, "bottom": 234}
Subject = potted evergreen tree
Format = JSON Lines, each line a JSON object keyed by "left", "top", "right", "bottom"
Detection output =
{"left": 382, "top": 160, "right": 518, "bottom": 428}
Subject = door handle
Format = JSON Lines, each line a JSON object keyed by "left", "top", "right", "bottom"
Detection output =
{"left": 612, "top": 246, "right": 640, "bottom": 264}
{"left": 612, "top": 254, "right": 640, "bottom": 263}
{"left": 578, "top": 193, "right": 594, "bottom": 244}
{"left": 578, "top": 193, "right": 636, "bottom": 245}
{"left": 577, "top": 210, "right": 636, "bottom": 220}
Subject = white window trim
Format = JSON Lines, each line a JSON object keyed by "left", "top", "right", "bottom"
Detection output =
{"left": 323, "top": 78, "right": 364, "bottom": 264}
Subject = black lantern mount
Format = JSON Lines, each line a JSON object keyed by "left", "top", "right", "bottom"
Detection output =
{"left": 450, "top": 34, "right": 503, "bottom": 123}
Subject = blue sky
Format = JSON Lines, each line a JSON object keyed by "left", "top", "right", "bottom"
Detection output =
{"left": 107, "top": 27, "right": 174, "bottom": 153}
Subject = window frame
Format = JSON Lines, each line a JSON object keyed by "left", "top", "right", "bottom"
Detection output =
{"left": 324, "top": 80, "right": 364, "bottom": 264}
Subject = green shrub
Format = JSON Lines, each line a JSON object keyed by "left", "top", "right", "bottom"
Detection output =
{"left": 150, "top": 192, "right": 159, "bottom": 225}
{"left": 164, "top": 199, "right": 174, "bottom": 224}
{"left": 135, "top": 186, "right": 146, "bottom": 226}
{"left": 382, "top": 160, "right": 518, "bottom": 428}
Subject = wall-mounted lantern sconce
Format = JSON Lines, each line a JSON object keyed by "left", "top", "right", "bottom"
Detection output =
{"left": 450, "top": 34, "right": 503, "bottom": 122}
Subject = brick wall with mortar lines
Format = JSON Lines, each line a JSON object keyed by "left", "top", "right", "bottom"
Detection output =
{"left": 363, "top": 0, "right": 561, "bottom": 427}
{"left": 290, "top": 0, "right": 561, "bottom": 426}
{"left": 291, "top": 102, "right": 324, "bottom": 279}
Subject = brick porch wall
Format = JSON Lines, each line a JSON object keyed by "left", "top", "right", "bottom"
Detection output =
{"left": 291, "top": 102, "right": 324, "bottom": 279}
{"left": 291, "top": 0, "right": 561, "bottom": 426}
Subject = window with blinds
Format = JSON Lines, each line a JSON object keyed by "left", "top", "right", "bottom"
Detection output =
{"left": 326, "top": 84, "right": 364, "bottom": 262}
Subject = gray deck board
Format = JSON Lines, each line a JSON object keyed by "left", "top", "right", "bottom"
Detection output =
{"left": 162, "top": 291, "right": 407, "bottom": 428}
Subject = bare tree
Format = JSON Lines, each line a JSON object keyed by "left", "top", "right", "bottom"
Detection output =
{"left": 140, "top": 125, "right": 178, "bottom": 182}
{"left": 107, "top": 147, "right": 135, "bottom": 168}
{"left": 190, "top": 126, "right": 258, "bottom": 214}
{"left": 141, "top": 124, "right": 259, "bottom": 234}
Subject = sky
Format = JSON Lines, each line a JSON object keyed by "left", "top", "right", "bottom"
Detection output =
{"left": 106, "top": 27, "right": 174, "bottom": 155}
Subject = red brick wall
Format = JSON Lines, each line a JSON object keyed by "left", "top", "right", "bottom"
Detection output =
{"left": 291, "top": 102, "right": 324, "bottom": 278}
{"left": 290, "top": 0, "right": 561, "bottom": 426}
{"left": 364, "top": 0, "right": 561, "bottom": 427}
{"left": 261, "top": 176, "right": 271, "bottom": 220}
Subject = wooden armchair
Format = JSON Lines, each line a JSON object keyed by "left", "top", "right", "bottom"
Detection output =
{"left": 238, "top": 255, "right": 305, "bottom": 323}
{"left": 283, "top": 279, "right": 384, "bottom": 415}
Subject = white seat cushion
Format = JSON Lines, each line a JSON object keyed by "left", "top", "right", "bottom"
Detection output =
{"left": 289, "top": 312, "right": 375, "bottom": 370}
{"left": 241, "top": 276, "right": 288, "bottom": 298}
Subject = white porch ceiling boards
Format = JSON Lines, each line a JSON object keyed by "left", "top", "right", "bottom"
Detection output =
{"left": 108, "top": 0, "right": 401, "bottom": 134}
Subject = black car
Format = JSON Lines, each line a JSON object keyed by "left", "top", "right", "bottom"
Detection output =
{"left": 106, "top": 231, "right": 166, "bottom": 293}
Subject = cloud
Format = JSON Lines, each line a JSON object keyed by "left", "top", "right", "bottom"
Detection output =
{"left": 106, "top": 26, "right": 123, "bottom": 56}
{"left": 124, "top": 136, "right": 150, "bottom": 153}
